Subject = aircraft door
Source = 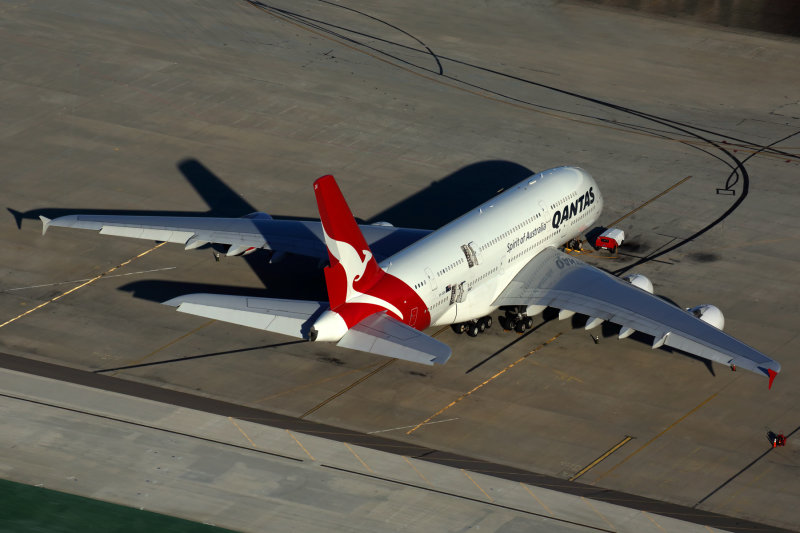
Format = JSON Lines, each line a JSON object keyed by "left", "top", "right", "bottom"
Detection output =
{"left": 460, "top": 242, "right": 479, "bottom": 268}
{"left": 425, "top": 267, "right": 437, "bottom": 291}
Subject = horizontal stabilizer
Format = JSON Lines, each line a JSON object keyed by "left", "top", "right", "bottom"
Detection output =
{"left": 163, "top": 294, "right": 327, "bottom": 339}
{"left": 337, "top": 312, "right": 451, "bottom": 365}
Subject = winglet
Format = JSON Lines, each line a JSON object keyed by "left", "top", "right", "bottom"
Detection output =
{"left": 39, "top": 215, "right": 52, "bottom": 236}
{"left": 767, "top": 368, "right": 777, "bottom": 390}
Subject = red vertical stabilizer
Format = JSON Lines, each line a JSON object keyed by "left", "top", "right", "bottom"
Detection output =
{"left": 314, "top": 175, "right": 384, "bottom": 309}
{"left": 313, "top": 175, "right": 430, "bottom": 331}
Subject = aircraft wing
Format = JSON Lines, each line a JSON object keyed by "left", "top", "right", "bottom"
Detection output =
{"left": 40, "top": 214, "right": 430, "bottom": 260}
{"left": 493, "top": 247, "right": 780, "bottom": 385}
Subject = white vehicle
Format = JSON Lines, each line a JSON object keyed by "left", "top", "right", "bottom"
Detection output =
{"left": 41, "top": 167, "right": 780, "bottom": 387}
{"left": 595, "top": 228, "right": 625, "bottom": 251}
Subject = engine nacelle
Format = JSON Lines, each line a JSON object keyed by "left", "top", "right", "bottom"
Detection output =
{"left": 688, "top": 304, "right": 725, "bottom": 330}
{"left": 623, "top": 273, "right": 654, "bottom": 294}
{"left": 226, "top": 244, "right": 258, "bottom": 257}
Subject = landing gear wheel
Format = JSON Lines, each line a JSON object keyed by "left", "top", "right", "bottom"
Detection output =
{"left": 452, "top": 323, "right": 466, "bottom": 334}
{"left": 524, "top": 316, "right": 534, "bottom": 329}
{"left": 467, "top": 323, "right": 480, "bottom": 337}
{"left": 482, "top": 316, "right": 492, "bottom": 329}
{"left": 478, "top": 319, "right": 486, "bottom": 333}
{"left": 515, "top": 321, "right": 527, "bottom": 333}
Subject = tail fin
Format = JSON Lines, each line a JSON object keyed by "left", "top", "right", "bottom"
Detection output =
{"left": 314, "top": 175, "right": 384, "bottom": 309}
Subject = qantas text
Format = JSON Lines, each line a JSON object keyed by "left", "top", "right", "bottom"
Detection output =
{"left": 551, "top": 187, "right": 595, "bottom": 229}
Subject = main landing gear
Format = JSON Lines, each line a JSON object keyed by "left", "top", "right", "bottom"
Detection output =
{"left": 499, "top": 309, "right": 534, "bottom": 333}
{"left": 452, "top": 316, "right": 493, "bottom": 337}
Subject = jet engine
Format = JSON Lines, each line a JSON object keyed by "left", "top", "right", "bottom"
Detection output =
{"left": 687, "top": 304, "right": 725, "bottom": 330}
{"left": 623, "top": 273, "right": 654, "bottom": 294}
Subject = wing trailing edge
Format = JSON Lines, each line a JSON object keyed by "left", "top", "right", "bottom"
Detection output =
{"left": 494, "top": 247, "right": 781, "bottom": 384}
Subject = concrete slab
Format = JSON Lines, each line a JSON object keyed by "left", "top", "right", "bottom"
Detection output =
{"left": 0, "top": 367, "right": 727, "bottom": 533}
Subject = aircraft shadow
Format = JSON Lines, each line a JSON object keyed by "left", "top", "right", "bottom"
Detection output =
{"left": 119, "top": 254, "right": 328, "bottom": 302}
{"left": 368, "top": 160, "right": 534, "bottom": 229}
{"left": 94, "top": 339, "right": 307, "bottom": 374}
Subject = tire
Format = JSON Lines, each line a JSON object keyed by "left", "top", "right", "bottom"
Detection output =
{"left": 467, "top": 324, "right": 480, "bottom": 337}
{"left": 524, "top": 316, "right": 534, "bottom": 329}
{"left": 515, "top": 321, "right": 526, "bottom": 333}
{"left": 452, "top": 323, "right": 466, "bottom": 334}
{"left": 478, "top": 320, "right": 486, "bottom": 333}
{"left": 483, "top": 316, "right": 492, "bottom": 329}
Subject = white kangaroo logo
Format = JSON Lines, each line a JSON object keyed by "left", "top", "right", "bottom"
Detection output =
{"left": 323, "top": 228, "right": 404, "bottom": 320}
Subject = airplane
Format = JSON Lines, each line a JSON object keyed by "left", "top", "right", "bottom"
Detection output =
{"left": 39, "top": 166, "right": 780, "bottom": 387}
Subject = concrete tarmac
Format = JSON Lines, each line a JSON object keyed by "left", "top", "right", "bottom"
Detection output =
{"left": 0, "top": 365, "right": 732, "bottom": 532}
{"left": 1, "top": 0, "right": 799, "bottom": 531}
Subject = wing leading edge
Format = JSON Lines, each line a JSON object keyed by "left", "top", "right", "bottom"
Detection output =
{"left": 40, "top": 214, "right": 429, "bottom": 261}
{"left": 493, "top": 247, "right": 780, "bottom": 385}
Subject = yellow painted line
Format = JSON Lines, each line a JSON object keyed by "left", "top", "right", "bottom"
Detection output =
{"left": 301, "top": 358, "right": 395, "bottom": 418}
{"left": 519, "top": 482, "right": 553, "bottom": 516}
{"left": 228, "top": 417, "right": 257, "bottom": 448}
{"left": 431, "top": 326, "right": 450, "bottom": 337}
{"left": 529, "top": 361, "right": 583, "bottom": 383}
{"left": 641, "top": 511, "right": 666, "bottom": 531}
{"left": 268, "top": 326, "right": 446, "bottom": 408}
{"left": 462, "top": 469, "right": 493, "bottom": 502}
{"left": 1, "top": 267, "right": 176, "bottom": 293}
{"left": 344, "top": 442, "right": 374, "bottom": 474}
{"left": 581, "top": 497, "right": 615, "bottom": 530}
{"left": 403, "top": 456, "right": 431, "bottom": 486}
{"left": 368, "top": 417, "right": 459, "bottom": 435}
{"left": 286, "top": 430, "right": 315, "bottom": 461}
{"left": 592, "top": 393, "right": 718, "bottom": 483}
{"left": 257, "top": 362, "right": 381, "bottom": 402}
{"left": 569, "top": 436, "right": 633, "bottom": 481}
{"left": 406, "top": 333, "right": 561, "bottom": 435}
{"left": 605, "top": 175, "right": 692, "bottom": 228}
{"left": 109, "top": 320, "right": 215, "bottom": 376}
{"left": 0, "top": 242, "right": 166, "bottom": 329}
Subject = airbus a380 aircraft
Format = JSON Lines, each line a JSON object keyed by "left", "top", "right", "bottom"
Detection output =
{"left": 41, "top": 167, "right": 781, "bottom": 387}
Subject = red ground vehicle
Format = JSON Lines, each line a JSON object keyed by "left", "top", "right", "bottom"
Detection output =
{"left": 595, "top": 228, "right": 625, "bottom": 252}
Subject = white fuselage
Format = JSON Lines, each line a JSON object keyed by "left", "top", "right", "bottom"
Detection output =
{"left": 380, "top": 166, "right": 603, "bottom": 326}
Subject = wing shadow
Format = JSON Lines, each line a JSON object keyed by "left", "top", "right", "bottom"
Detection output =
{"left": 8, "top": 159, "right": 254, "bottom": 229}
{"left": 368, "top": 160, "right": 534, "bottom": 229}
{"left": 13, "top": 158, "right": 533, "bottom": 296}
